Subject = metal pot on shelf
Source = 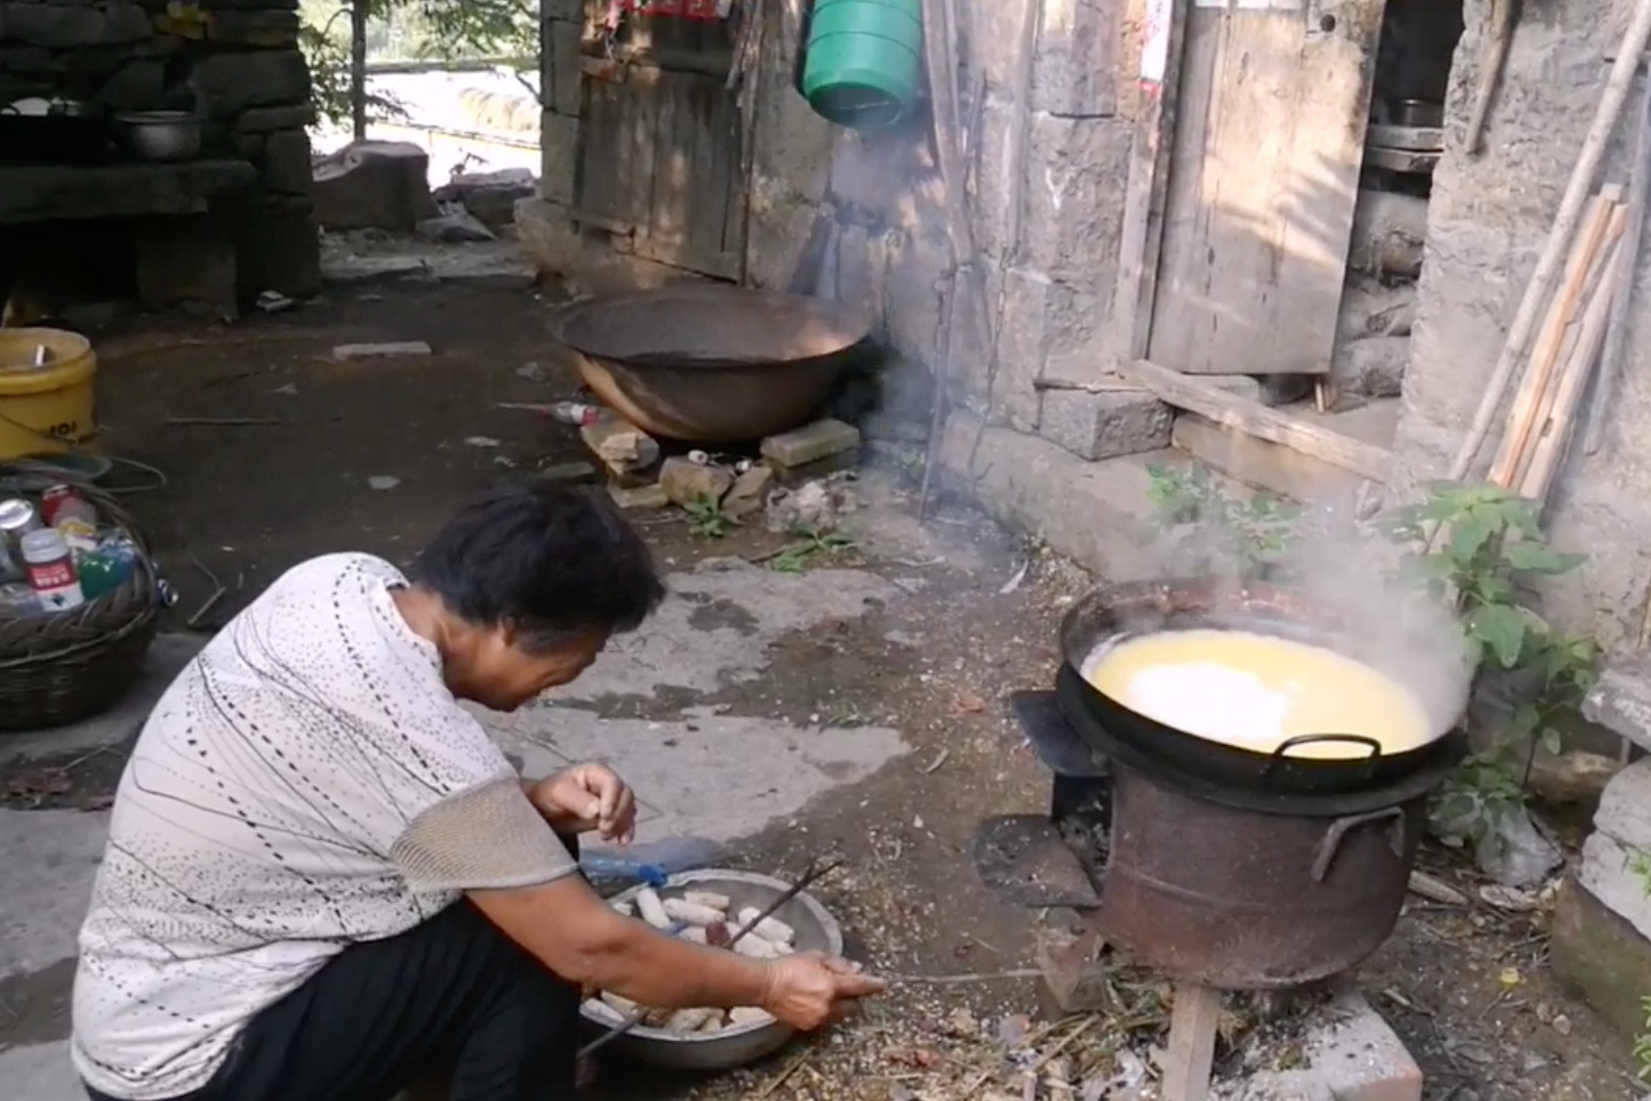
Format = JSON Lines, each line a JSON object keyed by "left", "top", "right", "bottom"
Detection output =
{"left": 116, "top": 110, "right": 202, "bottom": 163}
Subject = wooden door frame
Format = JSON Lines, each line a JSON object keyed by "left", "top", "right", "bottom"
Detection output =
{"left": 1112, "top": 0, "right": 1192, "bottom": 368}
{"left": 567, "top": 16, "right": 748, "bottom": 282}
{"left": 1112, "top": 0, "right": 1385, "bottom": 375}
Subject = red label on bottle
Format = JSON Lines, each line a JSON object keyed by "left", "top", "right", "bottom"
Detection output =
{"left": 26, "top": 558, "right": 75, "bottom": 590}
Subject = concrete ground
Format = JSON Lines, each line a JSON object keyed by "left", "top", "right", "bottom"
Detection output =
{"left": 0, "top": 273, "right": 1638, "bottom": 1100}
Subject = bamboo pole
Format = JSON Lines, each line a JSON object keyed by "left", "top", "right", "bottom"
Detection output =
{"left": 1446, "top": 0, "right": 1651, "bottom": 482}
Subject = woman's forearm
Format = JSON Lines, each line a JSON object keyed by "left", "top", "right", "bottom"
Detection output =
{"left": 467, "top": 878, "right": 771, "bottom": 1011}
{"left": 585, "top": 920, "right": 773, "bottom": 1010}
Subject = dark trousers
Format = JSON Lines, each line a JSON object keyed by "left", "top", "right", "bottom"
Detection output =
{"left": 87, "top": 875, "right": 582, "bottom": 1101}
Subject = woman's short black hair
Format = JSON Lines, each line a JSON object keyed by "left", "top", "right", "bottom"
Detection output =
{"left": 409, "top": 478, "right": 665, "bottom": 644}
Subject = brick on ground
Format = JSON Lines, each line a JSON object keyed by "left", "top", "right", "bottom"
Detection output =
{"left": 1550, "top": 877, "right": 1651, "bottom": 1040}
{"left": 1300, "top": 983, "right": 1423, "bottom": 1101}
{"left": 333, "top": 341, "right": 433, "bottom": 360}
{"left": 760, "top": 418, "right": 861, "bottom": 469}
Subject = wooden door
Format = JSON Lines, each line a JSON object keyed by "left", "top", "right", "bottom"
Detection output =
{"left": 573, "top": 12, "right": 747, "bottom": 280}
{"left": 1147, "top": 0, "right": 1386, "bottom": 375}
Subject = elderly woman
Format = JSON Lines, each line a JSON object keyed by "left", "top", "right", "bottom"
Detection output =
{"left": 71, "top": 480, "right": 884, "bottom": 1101}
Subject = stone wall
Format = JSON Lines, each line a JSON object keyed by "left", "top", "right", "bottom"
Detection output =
{"left": 1392, "top": 0, "right": 1651, "bottom": 645}
{"left": 0, "top": 0, "right": 321, "bottom": 306}
{"left": 539, "top": 0, "right": 582, "bottom": 208}
{"left": 742, "top": 0, "right": 1143, "bottom": 437}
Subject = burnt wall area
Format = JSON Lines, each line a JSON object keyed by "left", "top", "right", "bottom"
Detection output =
{"left": 0, "top": 0, "right": 321, "bottom": 320}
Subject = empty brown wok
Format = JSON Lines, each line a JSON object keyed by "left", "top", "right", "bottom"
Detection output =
{"left": 547, "top": 285, "right": 872, "bottom": 443}
{"left": 1057, "top": 578, "right": 1467, "bottom": 797}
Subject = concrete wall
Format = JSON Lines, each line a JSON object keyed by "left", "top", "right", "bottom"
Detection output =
{"left": 1392, "top": 0, "right": 1651, "bottom": 645}
{"left": 742, "top": 0, "right": 1142, "bottom": 435}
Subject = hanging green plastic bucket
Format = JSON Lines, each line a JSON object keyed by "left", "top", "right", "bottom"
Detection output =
{"left": 801, "top": 0, "right": 924, "bottom": 131}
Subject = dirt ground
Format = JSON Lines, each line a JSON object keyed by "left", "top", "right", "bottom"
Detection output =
{"left": 13, "top": 275, "right": 1640, "bottom": 1100}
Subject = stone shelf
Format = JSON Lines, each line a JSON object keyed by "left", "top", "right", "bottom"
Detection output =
{"left": 0, "top": 159, "right": 258, "bottom": 224}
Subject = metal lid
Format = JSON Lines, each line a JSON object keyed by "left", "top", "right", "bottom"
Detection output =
{"left": 0, "top": 497, "right": 39, "bottom": 533}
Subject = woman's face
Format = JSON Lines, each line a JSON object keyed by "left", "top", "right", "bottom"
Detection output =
{"left": 467, "top": 627, "right": 608, "bottom": 712}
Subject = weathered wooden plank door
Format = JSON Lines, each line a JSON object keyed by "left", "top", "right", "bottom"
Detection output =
{"left": 574, "top": 12, "right": 746, "bottom": 280}
{"left": 1147, "top": 0, "right": 1385, "bottom": 375}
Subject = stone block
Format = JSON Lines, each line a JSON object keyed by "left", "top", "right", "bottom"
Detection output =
{"left": 2, "top": 1, "right": 151, "bottom": 48}
{"left": 609, "top": 482, "right": 669, "bottom": 510}
{"left": 415, "top": 209, "right": 495, "bottom": 243}
{"left": 1032, "top": 0, "right": 1119, "bottom": 117}
{"left": 1578, "top": 830, "right": 1651, "bottom": 940}
{"left": 761, "top": 419, "right": 861, "bottom": 469}
{"left": 580, "top": 417, "right": 659, "bottom": 476}
{"left": 311, "top": 141, "right": 438, "bottom": 231}
{"left": 433, "top": 168, "right": 536, "bottom": 232}
{"left": 1017, "top": 114, "right": 1133, "bottom": 278}
{"left": 545, "top": 0, "right": 584, "bottom": 22}
{"left": 235, "top": 195, "right": 321, "bottom": 298}
{"left": 659, "top": 457, "right": 734, "bottom": 507}
{"left": 209, "top": 7, "right": 300, "bottom": 47}
{"left": 1040, "top": 389, "right": 1172, "bottom": 461}
{"left": 193, "top": 50, "right": 310, "bottom": 119}
{"left": 514, "top": 196, "right": 583, "bottom": 276}
{"left": 722, "top": 465, "right": 774, "bottom": 519}
{"left": 333, "top": 342, "right": 433, "bottom": 361}
{"left": 547, "top": 18, "right": 582, "bottom": 116}
{"left": 831, "top": 222, "right": 889, "bottom": 329}
{"left": 1203, "top": 375, "right": 1266, "bottom": 403}
{"left": 879, "top": 229, "right": 948, "bottom": 363}
{"left": 936, "top": 411, "right": 1175, "bottom": 583}
{"left": 1593, "top": 757, "right": 1651, "bottom": 846}
{"left": 1334, "top": 336, "right": 1410, "bottom": 399}
{"left": 1550, "top": 878, "right": 1651, "bottom": 1042}
{"left": 135, "top": 215, "right": 238, "bottom": 320}
{"left": 1301, "top": 985, "right": 1423, "bottom": 1101}
{"left": 993, "top": 267, "right": 1054, "bottom": 431}
{"left": 539, "top": 111, "right": 579, "bottom": 207}
{"left": 261, "top": 128, "right": 311, "bottom": 196}
{"left": 1583, "top": 657, "right": 1651, "bottom": 754}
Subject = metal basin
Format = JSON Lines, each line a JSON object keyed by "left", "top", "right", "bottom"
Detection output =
{"left": 579, "top": 868, "right": 845, "bottom": 1071}
{"left": 548, "top": 286, "right": 871, "bottom": 443}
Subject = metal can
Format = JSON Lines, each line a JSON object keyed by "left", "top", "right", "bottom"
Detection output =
{"left": 0, "top": 498, "right": 43, "bottom": 582}
{"left": 20, "top": 527, "right": 85, "bottom": 612}
{"left": 0, "top": 497, "right": 41, "bottom": 543}
{"left": 41, "top": 484, "right": 99, "bottom": 552}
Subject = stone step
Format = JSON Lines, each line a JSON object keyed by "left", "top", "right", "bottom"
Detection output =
{"left": 937, "top": 413, "right": 1255, "bottom": 583}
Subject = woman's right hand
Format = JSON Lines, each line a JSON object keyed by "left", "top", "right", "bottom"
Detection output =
{"left": 759, "top": 953, "right": 887, "bottom": 1031}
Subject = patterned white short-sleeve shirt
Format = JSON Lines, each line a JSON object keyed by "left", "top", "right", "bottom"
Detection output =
{"left": 71, "top": 553, "right": 547, "bottom": 1100}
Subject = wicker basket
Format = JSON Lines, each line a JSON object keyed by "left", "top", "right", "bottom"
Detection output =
{"left": 0, "top": 462, "right": 163, "bottom": 732}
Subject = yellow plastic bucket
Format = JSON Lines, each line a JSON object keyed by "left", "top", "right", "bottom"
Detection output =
{"left": 0, "top": 327, "right": 98, "bottom": 461}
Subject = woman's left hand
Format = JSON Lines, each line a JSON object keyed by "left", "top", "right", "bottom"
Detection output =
{"left": 528, "top": 763, "right": 637, "bottom": 843}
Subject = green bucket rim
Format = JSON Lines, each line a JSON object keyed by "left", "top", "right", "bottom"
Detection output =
{"left": 806, "top": 81, "right": 910, "bottom": 130}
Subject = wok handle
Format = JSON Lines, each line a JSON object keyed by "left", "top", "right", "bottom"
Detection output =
{"left": 1310, "top": 807, "right": 1406, "bottom": 883}
{"left": 1261, "top": 733, "right": 1382, "bottom": 776}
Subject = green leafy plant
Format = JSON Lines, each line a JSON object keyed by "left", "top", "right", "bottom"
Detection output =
{"left": 1636, "top": 1001, "right": 1651, "bottom": 1087}
{"left": 300, "top": 3, "right": 410, "bottom": 130}
{"left": 769, "top": 528, "right": 858, "bottom": 573}
{"left": 1379, "top": 481, "right": 1598, "bottom": 843}
{"left": 683, "top": 495, "right": 736, "bottom": 539}
{"left": 1143, "top": 464, "right": 1300, "bottom": 577}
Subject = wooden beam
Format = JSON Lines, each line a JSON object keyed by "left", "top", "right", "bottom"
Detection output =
{"left": 1121, "top": 358, "right": 1392, "bottom": 482}
{"left": 1111, "top": 0, "right": 1191, "bottom": 365}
